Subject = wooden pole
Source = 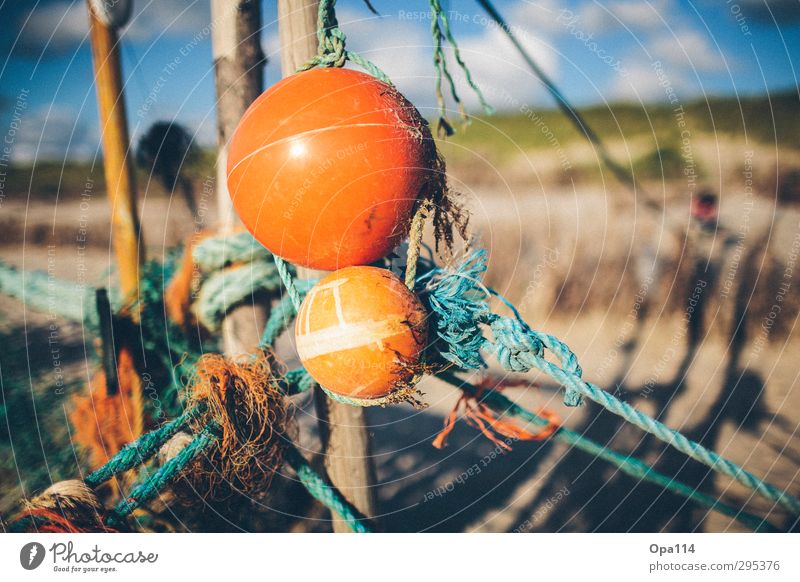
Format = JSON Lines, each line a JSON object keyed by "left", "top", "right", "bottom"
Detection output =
{"left": 87, "top": 2, "right": 142, "bottom": 303}
{"left": 86, "top": 1, "right": 144, "bottom": 474}
{"left": 211, "top": 0, "right": 267, "bottom": 355}
{"left": 278, "top": 0, "right": 378, "bottom": 532}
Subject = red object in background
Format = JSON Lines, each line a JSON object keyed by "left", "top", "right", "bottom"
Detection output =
{"left": 227, "top": 68, "right": 431, "bottom": 270}
{"left": 691, "top": 190, "right": 718, "bottom": 225}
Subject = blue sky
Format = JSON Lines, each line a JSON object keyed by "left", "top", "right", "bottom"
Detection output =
{"left": 2, "top": 0, "right": 799, "bottom": 162}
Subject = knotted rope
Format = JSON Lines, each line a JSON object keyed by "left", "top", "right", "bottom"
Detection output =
{"left": 421, "top": 251, "right": 800, "bottom": 518}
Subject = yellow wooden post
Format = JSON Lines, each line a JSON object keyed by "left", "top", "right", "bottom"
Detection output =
{"left": 86, "top": 1, "right": 143, "bottom": 304}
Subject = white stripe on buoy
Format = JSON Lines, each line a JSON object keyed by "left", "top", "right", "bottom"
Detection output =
{"left": 296, "top": 318, "right": 409, "bottom": 361}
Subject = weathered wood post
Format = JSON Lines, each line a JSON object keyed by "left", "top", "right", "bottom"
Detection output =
{"left": 210, "top": 0, "right": 267, "bottom": 355}
{"left": 86, "top": 0, "right": 144, "bottom": 454}
{"left": 86, "top": 0, "right": 142, "bottom": 305}
{"left": 277, "top": 0, "right": 378, "bottom": 532}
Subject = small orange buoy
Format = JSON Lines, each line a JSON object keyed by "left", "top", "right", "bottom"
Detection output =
{"left": 295, "top": 267, "right": 428, "bottom": 401}
{"left": 227, "top": 67, "right": 433, "bottom": 270}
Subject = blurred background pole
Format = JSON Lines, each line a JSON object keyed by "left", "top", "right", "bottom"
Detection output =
{"left": 211, "top": 0, "right": 267, "bottom": 355}
{"left": 86, "top": 1, "right": 142, "bottom": 306}
{"left": 86, "top": 0, "right": 144, "bottom": 469}
{"left": 278, "top": 0, "right": 378, "bottom": 532}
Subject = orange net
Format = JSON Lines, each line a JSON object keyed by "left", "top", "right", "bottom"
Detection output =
{"left": 69, "top": 346, "right": 144, "bottom": 472}
{"left": 433, "top": 376, "right": 560, "bottom": 450}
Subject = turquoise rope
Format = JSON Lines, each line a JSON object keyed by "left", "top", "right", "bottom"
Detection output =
{"left": 106, "top": 424, "right": 219, "bottom": 526}
{"left": 284, "top": 444, "right": 373, "bottom": 533}
{"left": 85, "top": 405, "right": 201, "bottom": 489}
{"left": 260, "top": 279, "right": 315, "bottom": 348}
{"left": 420, "top": 250, "right": 800, "bottom": 517}
{"left": 487, "top": 317, "right": 800, "bottom": 516}
{"left": 272, "top": 256, "right": 304, "bottom": 312}
{"left": 437, "top": 371, "right": 778, "bottom": 532}
{"left": 0, "top": 261, "right": 98, "bottom": 327}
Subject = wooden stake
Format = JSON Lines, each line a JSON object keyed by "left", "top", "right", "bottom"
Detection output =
{"left": 86, "top": 2, "right": 142, "bottom": 303}
{"left": 278, "top": 0, "right": 378, "bottom": 532}
{"left": 86, "top": 1, "right": 144, "bottom": 471}
{"left": 210, "top": 0, "right": 267, "bottom": 356}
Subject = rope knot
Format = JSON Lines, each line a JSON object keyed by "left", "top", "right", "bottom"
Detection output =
{"left": 188, "top": 231, "right": 282, "bottom": 331}
{"left": 419, "top": 250, "right": 492, "bottom": 370}
{"left": 491, "top": 317, "right": 544, "bottom": 372}
{"left": 186, "top": 350, "right": 290, "bottom": 497}
{"left": 13, "top": 480, "right": 108, "bottom": 532}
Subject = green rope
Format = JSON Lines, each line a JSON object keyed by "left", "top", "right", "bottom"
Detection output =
{"left": 297, "top": 0, "right": 391, "bottom": 84}
{"left": 474, "top": 0, "right": 659, "bottom": 213}
{"left": 106, "top": 424, "right": 220, "bottom": 526}
{"left": 423, "top": 251, "right": 800, "bottom": 518}
{"left": 0, "top": 261, "right": 98, "bottom": 326}
{"left": 260, "top": 281, "right": 315, "bottom": 348}
{"left": 284, "top": 444, "right": 373, "bottom": 533}
{"left": 429, "top": 0, "right": 494, "bottom": 136}
{"left": 437, "top": 371, "right": 778, "bottom": 532}
{"left": 85, "top": 405, "right": 201, "bottom": 489}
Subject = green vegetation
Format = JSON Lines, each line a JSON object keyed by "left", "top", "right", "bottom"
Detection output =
{"left": 4, "top": 92, "right": 797, "bottom": 201}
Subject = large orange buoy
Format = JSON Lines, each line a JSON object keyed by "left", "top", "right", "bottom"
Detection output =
{"left": 295, "top": 266, "right": 428, "bottom": 401}
{"left": 227, "top": 68, "right": 432, "bottom": 270}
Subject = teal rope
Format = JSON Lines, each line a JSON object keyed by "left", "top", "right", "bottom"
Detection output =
{"left": 437, "top": 371, "right": 778, "bottom": 532}
{"left": 429, "top": 0, "right": 493, "bottom": 134}
{"left": 0, "top": 261, "right": 98, "bottom": 326}
{"left": 106, "top": 424, "right": 220, "bottom": 526}
{"left": 422, "top": 251, "right": 800, "bottom": 517}
{"left": 296, "top": 0, "right": 391, "bottom": 84}
{"left": 272, "top": 256, "right": 303, "bottom": 312}
{"left": 260, "top": 279, "right": 315, "bottom": 348}
{"left": 500, "top": 331, "right": 800, "bottom": 516}
{"left": 85, "top": 405, "right": 201, "bottom": 489}
{"left": 192, "top": 231, "right": 271, "bottom": 271}
{"left": 284, "top": 444, "right": 373, "bottom": 533}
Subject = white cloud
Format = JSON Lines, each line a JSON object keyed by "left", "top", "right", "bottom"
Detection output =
{"left": 16, "top": 0, "right": 211, "bottom": 54}
{"left": 650, "top": 29, "right": 727, "bottom": 72}
{"left": 563, "top": 0, "right": 673, "bottom": 35}
{"left": 317, "top": 6, "right": 557, "bottom": 114}
{"left": 10, "top": 105, "right": 98, "bottom": 163}
{"left": 18, "top": 1, "right": 89, "bottom": 53}
{"left": 122, "top": 0, "right": 211, "bottom": 43}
